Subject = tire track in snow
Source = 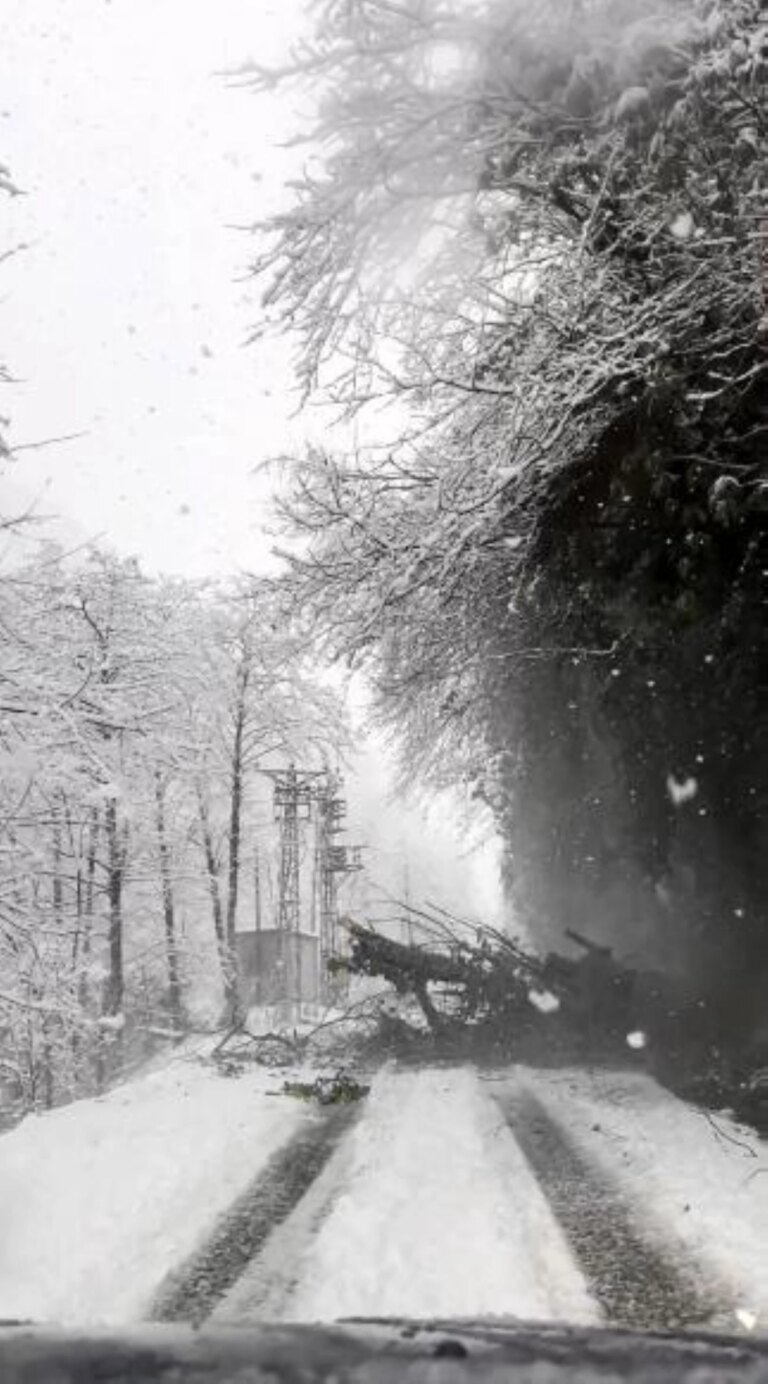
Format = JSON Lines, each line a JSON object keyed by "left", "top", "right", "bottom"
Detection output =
{"left": 149, "top": 1103, "right": 359, "bottom": 1326}
{"left": 210, "top": 1128, "right": 353, "bottom": 1323}
{"left": 279, "top": 1067, "right": 598, "bottom": 1324}
{"left": 500, "top": 1088, "right": 719, "bottom": 1332}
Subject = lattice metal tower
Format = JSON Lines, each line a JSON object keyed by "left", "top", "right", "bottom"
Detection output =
{"left": 265, "top": 764, "right": 317, "bottom": 1003}
{"left": 314, "top": 771, "right": 363, "bottom": 991}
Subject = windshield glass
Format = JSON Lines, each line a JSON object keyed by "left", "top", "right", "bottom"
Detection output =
{"left": 0, "top": 0, "right": 766, "bottom": 1349}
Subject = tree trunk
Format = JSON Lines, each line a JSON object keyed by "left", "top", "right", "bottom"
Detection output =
{"left": 52, "top": 799, "right": 64, "bottom": 930}
{"left": 69, "top": 809, "right": 99, "bottom": 1094}
{"left": 223, "top": 673, "right": 248, "bottom": 1023}
{"left": 40, "top": 1020, "right": 54, "bottom": 1111}
{"left": 103, "top": 797, "right": 124, "bottom": 1017}
{"left": 78, "top": 808, "right": 99, "bottom": 1011}
{"left": 155, "top": 772, "right": 183, "bottom": 1028}
{"left": 197, "top": 785, "right": 227, "bottom": 970}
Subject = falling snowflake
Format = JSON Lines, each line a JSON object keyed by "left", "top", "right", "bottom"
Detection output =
{"left": 528, "top": 989, "right": 561, "bottom": 1015}
{"left": 669, "top": 211, "right": 695, "bottom": 241}
{"left": 666, "top": 774, "right": 698, "bottom": 806}
{"left": 735, "top": 1309, "right": 757, "bottom": 1333}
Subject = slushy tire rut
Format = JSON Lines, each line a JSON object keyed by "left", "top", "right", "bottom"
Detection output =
{"left": 501, "top": 1090, "right": 720, "bottom": 1332}
{"left": 150, "top": 1104, "right": 358, "bottom": 1326}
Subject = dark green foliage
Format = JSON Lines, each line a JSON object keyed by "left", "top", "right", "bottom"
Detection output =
{"left": 281, "top": 1073, "right": 370, "bottom": 1105}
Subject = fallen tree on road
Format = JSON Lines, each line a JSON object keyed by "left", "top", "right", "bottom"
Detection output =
{"left": 331, "top": 908, "right": 768, "bottom": 1135}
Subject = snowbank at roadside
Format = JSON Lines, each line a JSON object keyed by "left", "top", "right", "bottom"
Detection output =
{"left": 285, "top": 1065, "right": 598, "bottom": 1324}
{"left": 524, "top": 1067, "right": 768, "bottom": 1331}
{"left": 0, "top": 1054, "right": 306, "bottom": 1325}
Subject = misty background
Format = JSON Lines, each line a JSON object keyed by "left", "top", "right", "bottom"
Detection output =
{"left": 0, "top": 0, "right": 506, "bottom": 929}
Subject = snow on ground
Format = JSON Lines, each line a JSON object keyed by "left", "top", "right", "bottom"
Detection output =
{"left": 0, "top": 1053, "right": 307, "bottom": 1325}
{"left": 212, "top": 1117, "right": 356, "bottom": 1324}
{"left": 283, "top": 1066, "right": 598, "bottom": 1324}
{"left": 8, "top": 1052, "right": 767, "bottom": 1333}
{"left": 522, "top": 1067, "right": 768, "bottom": 1331}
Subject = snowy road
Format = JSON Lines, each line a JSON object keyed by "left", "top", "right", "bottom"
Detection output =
{"left": 500, "top": 1087, "right": 715, "bottom": 1331}
{"left": 151, "top": 1066, "right": 766, "bottom": 1334}
{"left": 152, "top": 1103, "right": 359, "bottom": 1326}
{"left": 3, "top": 1059, "right": 768, "bottom": 1333}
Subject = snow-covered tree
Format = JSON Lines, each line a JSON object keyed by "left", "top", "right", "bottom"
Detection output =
{"left": 179, "top": 578, "right": 347, "bottom": 1021}
{"left": 0, "top": 550, "right": 348, "bottom": 1110}
{"left": 246, "top": 0, "right": 767, "bottom": 1025}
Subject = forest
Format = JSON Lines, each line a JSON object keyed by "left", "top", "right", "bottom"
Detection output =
{"left": 248, "top": 0, "right": 767, "bottom": 1057}
{"left": 0, "top": 541, "right": 343, "bottom": 1112}
{"left": 1, "top": 0, "right": 766, "bottom": 1115}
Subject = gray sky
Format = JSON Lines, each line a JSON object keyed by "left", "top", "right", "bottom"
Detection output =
{"left": 1, "top": 0, "right": 308, "bottom": 576}
{"left": 0, "top": 0, "right": 508, "bottom": 912}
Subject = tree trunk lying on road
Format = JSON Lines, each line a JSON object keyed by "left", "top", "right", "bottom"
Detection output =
{"left": 331, "top": 910, "right": 768, "bottom": 1134}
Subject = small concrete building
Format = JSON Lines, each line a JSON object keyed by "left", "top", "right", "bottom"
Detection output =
{"left": 236, "top": 928, "right": 321, "bottom": 1008}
